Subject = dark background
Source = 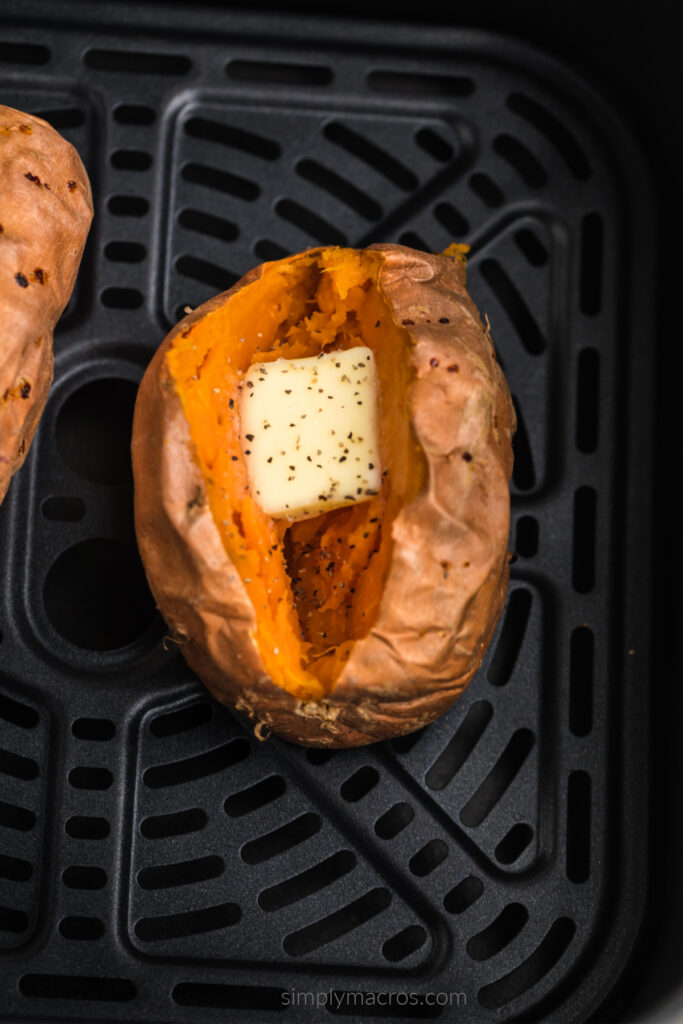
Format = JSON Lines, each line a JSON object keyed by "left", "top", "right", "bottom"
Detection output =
{"left": 6, "top": 0, "right": 683, "bottom": 1017}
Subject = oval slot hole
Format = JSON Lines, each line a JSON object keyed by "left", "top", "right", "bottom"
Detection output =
{"left": 62, "top": 866, "right": 107, "bottom": 890}
{"left": 467, "top": 903, "right": 528, "bottom": 961}
{"left": 143, "top": 738, "right": 249, "bottom": 789}
{"left": 259, "top": 850, "right": 357, "bottom": 912}
{"left": 68, "top": 767, "right": 113, "bottom": 791}
{"left": 487, "top": 589, "right": 532, "bottom": 687}
{"left": 572, "top": 486, "right": 597, "bottom": 593}
{"left": 576, "top": 348, "right": 600, "bottom": 452}
{"left": 59, "top": 916, "right": 104, "bottom": 940}
{"left": 460, "top": 729, "right": 535, "bottom": 828}
{"left": 566, "top": 771, "right": 591, "bottom": 883}
{"left": 0, "top": 693, "right": 39, "bottom": 729}
{"left": 569, "top": 626, "right": 594, "bottom": 736}
{"left": 495, "top": 824, "right": 534, "bottom": 864}
{"left": 444, "top": 875, "right": 483, "bottom": 914}
{"left": 382, "top": 925, "right": 427, "bottom": 962}
{"left": 72, "top": 718, "right": 115, "bottom": 741}
{"left": 340, "top": 765, "right": 379, "bottom": 802}
{"left": 426, "top": 701, "right": 493, "bottom": 790}
{"left": 241, "top": 813, "right": 321, "bottom": 865}
{"left": 374, "top": 802, "right": 414, "bottom": 840}
{"left": 323, "top": 121, "right": 418, "bottom": 192}
{"left": 283, "top": 887, "right": 391, "bottom": 957}
{"left": 138, "top": 854, "right": 224, "bottom": 891}
{"left": 409, "top": 839, "right": 448, "bottom": 877}
{"left": 149, "top": 702, "right": 212, "bottom": 737}
{"left": 184, "top": 116, "right": 280, "bottom": 159}
{"left": 135, "top": 901, "right": 240, "bottom": 942}
{"left": 140, "top": 807, "right": 207, "bottom": 840}
{"left": 434, "top": 200, "right": 469, "bottom": 237}
{"left": 41, "top": 496, "right": 86, "bottom": 522}
{"left": 225, "top": 775, "right": 286, "bottom": 818}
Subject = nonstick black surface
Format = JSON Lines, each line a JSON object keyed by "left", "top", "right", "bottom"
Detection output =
{"left": 0, "top": 4, "right": 654, "bottom": 1021}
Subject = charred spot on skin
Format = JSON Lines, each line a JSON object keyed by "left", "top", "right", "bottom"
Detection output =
{"left": 186, "top": 487, "right": 205, "bottom": 515}
{"left": 430, "top": 358, "right": 439, "bottom": 368}
{"left": 447, "top": 364, "right": 459, "bottom": 373}
{"left": 19, "top": 124, "right": 32, "bottom": 134}
{"left": 440, "top": 560, "right": 451, "bottom": 579}
{"left": 439, "top": 317, "right": 450, "bottom": 324}
{"left": 67, "top": 180, "right": 77, "bottom": 191}
{"left": 32, "top": 268, "right": 46, "bottom": 285}
{"left": 401, "top": 318, "right": 415, "bottom": 326}
{"left": 25, "top": 172, "right": 41, "bottom": 187}
{"left": 15, "top": 272, "right": 28, "bottom": 288}
{"left": 19, "top": 380, "right": 31, "bottom": 400}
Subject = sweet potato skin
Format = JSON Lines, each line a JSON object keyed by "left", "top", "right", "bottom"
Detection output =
{"left": 132, "top": 245, "right": 515, "bottom": 747}
{"left": 0, "top": 106, "right": 93, "bottom": 502}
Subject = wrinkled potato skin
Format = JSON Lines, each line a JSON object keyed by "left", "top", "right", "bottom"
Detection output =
{"left": 133, "top": 245, "right": 515, "bottom": 747}
{"left": 0, "top": 106, "right": 93, "bottom": 502}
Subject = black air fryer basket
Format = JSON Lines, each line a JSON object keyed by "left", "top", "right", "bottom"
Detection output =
{"left": 0, "top": 3, "right": 661, "bottom": 1021}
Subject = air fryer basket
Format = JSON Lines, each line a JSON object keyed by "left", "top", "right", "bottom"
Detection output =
{"left": 0, "top": 4, "right": 653, "bottom": 1022}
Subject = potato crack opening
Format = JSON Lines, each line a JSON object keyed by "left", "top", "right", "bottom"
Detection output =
{"left": 167, "top": 247, "right": 425, "bottom": 699}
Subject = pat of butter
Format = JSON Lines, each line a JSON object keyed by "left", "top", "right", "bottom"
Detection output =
{"left": 240, "top": 347, "right": 381, "bottom": 521}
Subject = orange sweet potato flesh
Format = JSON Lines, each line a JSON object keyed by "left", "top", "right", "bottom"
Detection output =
{"left": 133, "top": 244, "right": 515, "bottom": 747}
{"left": 0, "top": 106, "right": 93, "bottom": 502}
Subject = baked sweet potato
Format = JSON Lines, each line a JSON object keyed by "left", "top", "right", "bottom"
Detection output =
{"left": 132, "top": 244, "right": 515, "bottom": 747}
{"left": 0, "top": 105, "right": 93, "bottom": 502}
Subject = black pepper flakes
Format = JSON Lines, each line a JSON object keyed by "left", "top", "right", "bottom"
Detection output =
{"left": 245, "top": 434, "right": 254, "bottom": 442}
{"left": 231, "top": 455, "right": 238, "bottom": 462}
{"left": 401, "top": 318, "right": 415, "bottom": 326}
{"left": 67, "top": 180, "right": 77, "bottom": 191}
{"left": 19, "top": 380, "right": 31, "bottom": 399}
{"left": 430, "top": 358, "right": 439, "bottom": 368}
{"left": 15, "top": 273, "right": 28, "bottom": 288}
{"left": 25, "top": 172, "right": 41, "bottom": 186}
{"left": 229, "top": 398, "right": 234, "bottom": 408}
{"left": 462, "top": 451, "right": 473, "bottom": 462}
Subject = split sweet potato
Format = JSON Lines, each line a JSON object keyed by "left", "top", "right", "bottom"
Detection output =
{"left": 133, "top": 244, "right": 515, "bottom": 747}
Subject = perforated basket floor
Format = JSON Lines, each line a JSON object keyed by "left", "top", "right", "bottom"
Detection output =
{"left": 0, "top": 4, "right": 653, "bottom": 1022}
